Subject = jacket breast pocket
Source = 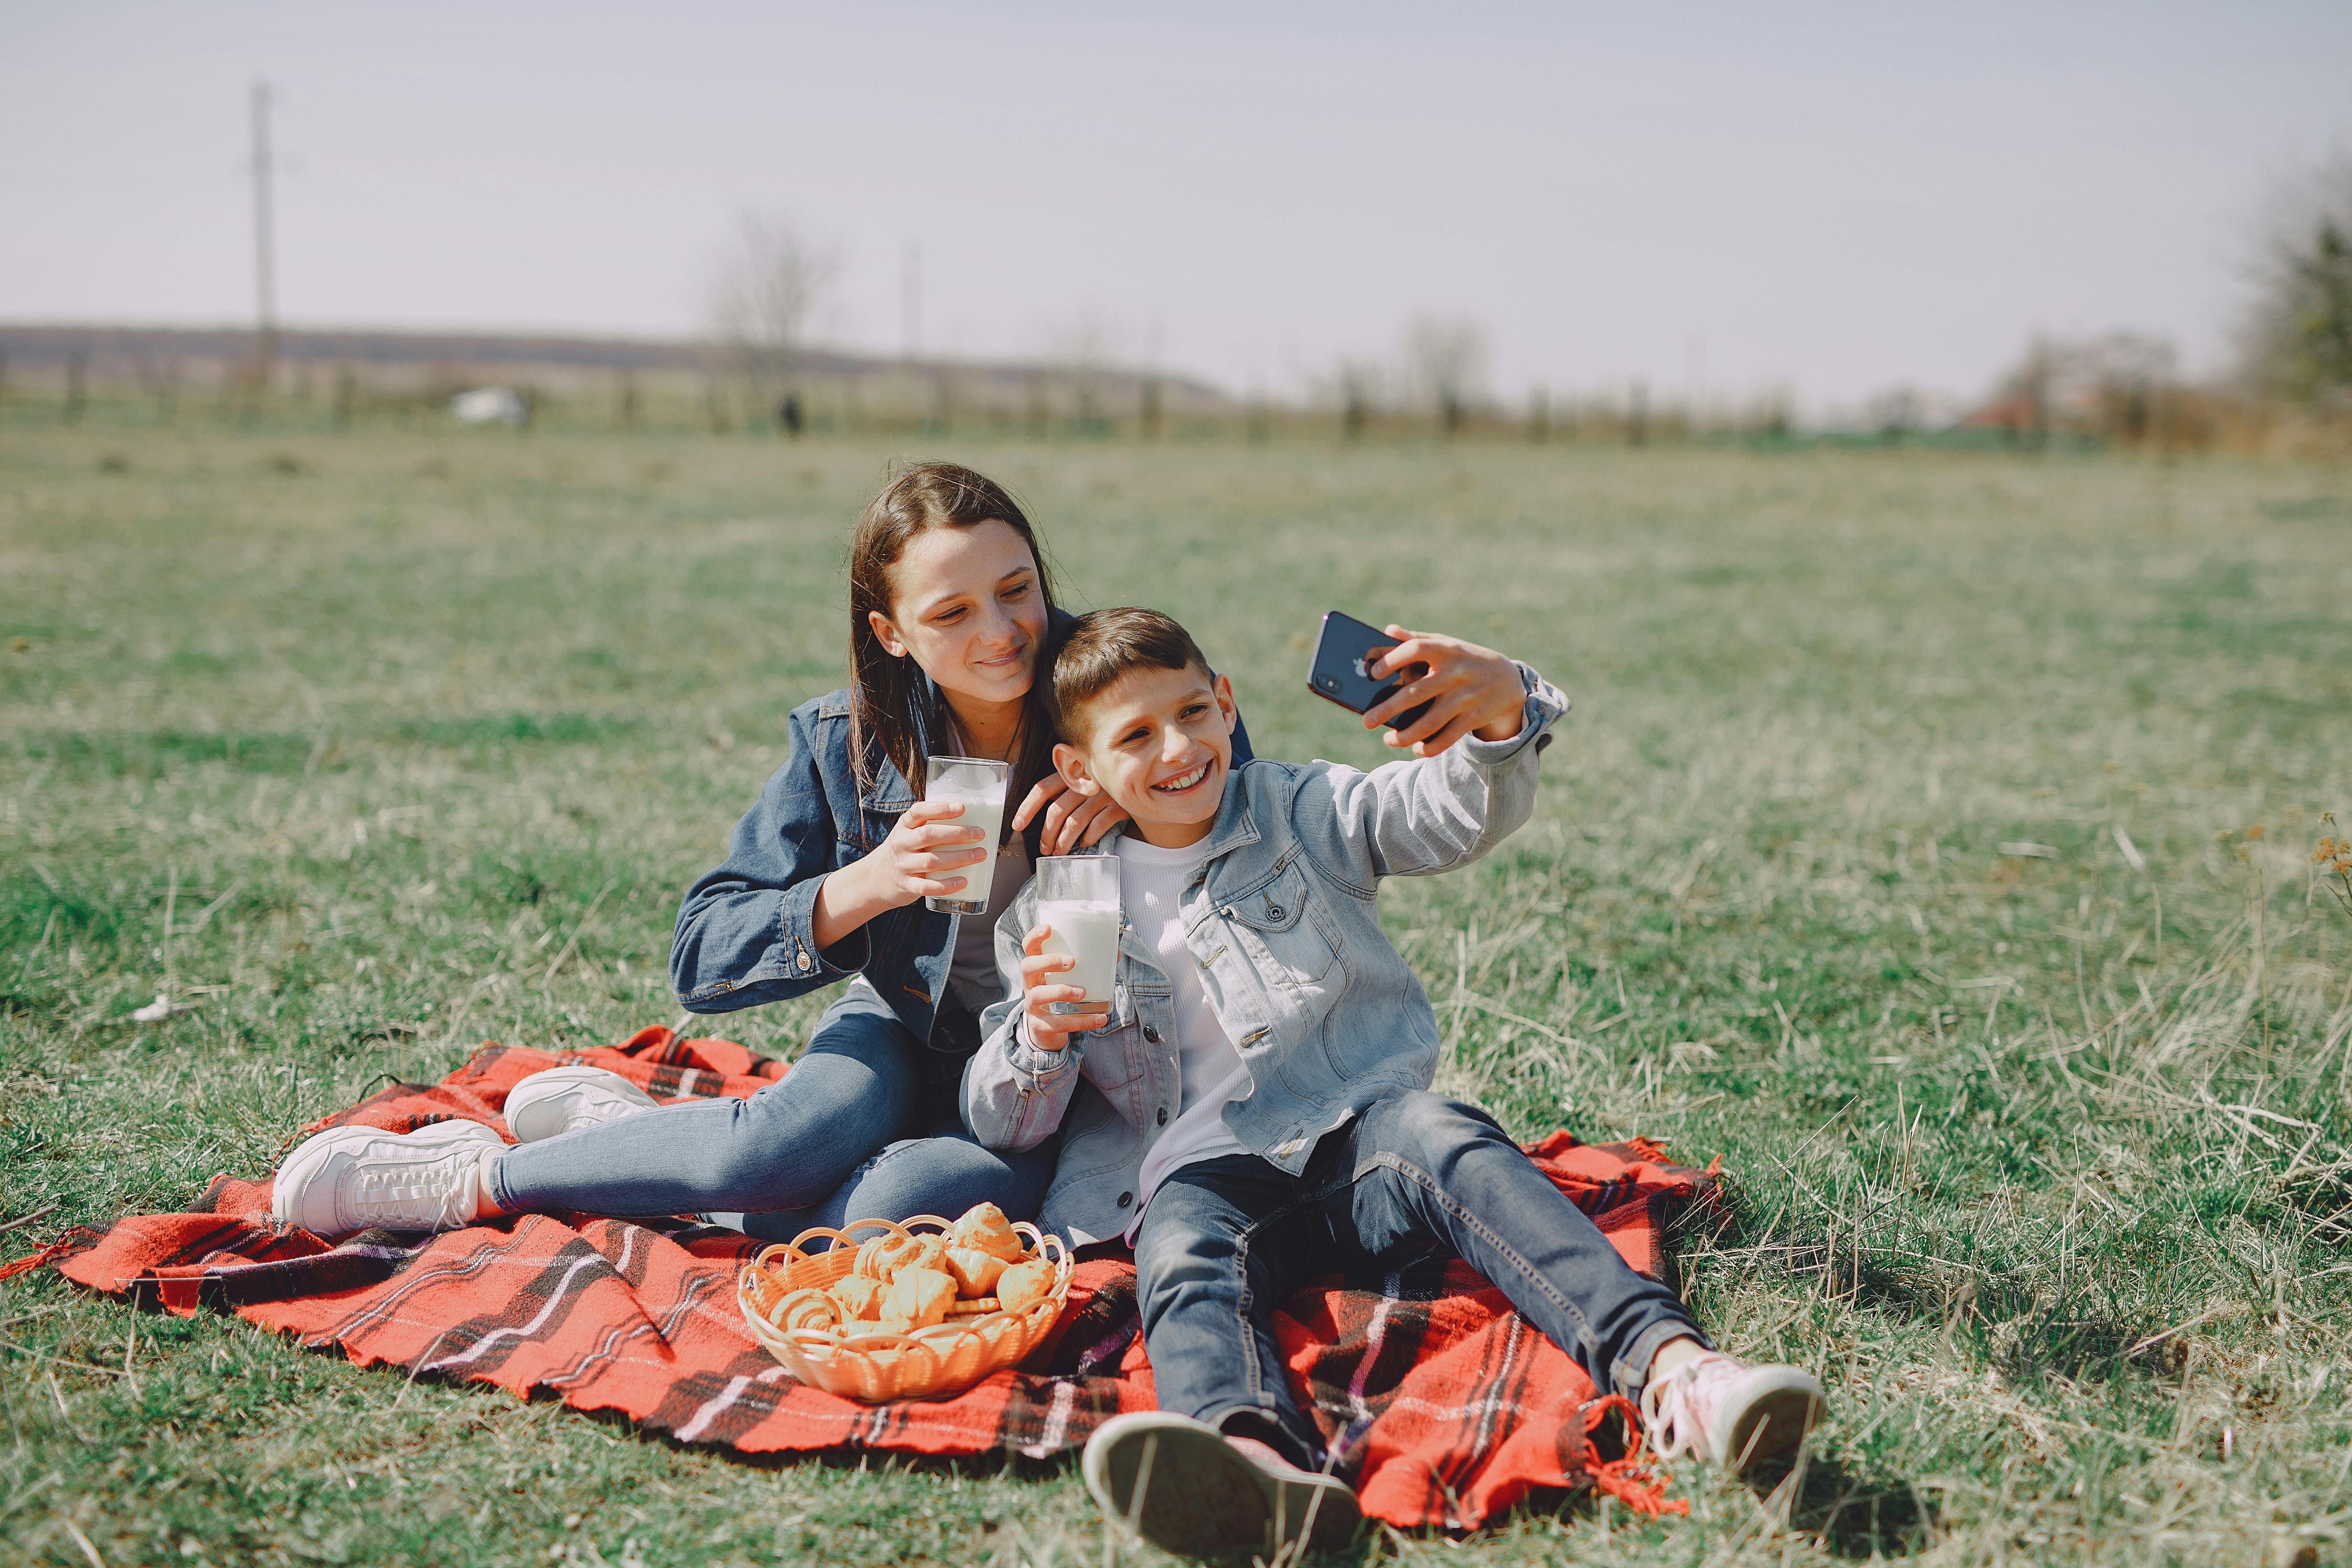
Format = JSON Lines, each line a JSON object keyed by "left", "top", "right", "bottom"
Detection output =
{"left": 1225, "top": 861, "right": 1338, "bottom": 988}
{"left": 1080, "top": 1014, "right": 1149, "bottom": 1091}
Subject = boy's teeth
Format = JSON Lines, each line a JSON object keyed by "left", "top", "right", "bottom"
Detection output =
{"left": 1155, "top": 764, "right": 1206, "bottom": 792}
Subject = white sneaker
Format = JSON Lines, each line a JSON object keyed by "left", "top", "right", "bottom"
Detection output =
{"left": 271, "top": 1119, "right": 504, "bottom": 1237}
{"left": 1640, "top": 1350, "right": 1824, "bottom": 1475}
{"left": 1082, "top": 1410, "right": 1359, "bottom": 1559}
{"left": 501, "top": 1065, "right": 661, "bottom": 1142}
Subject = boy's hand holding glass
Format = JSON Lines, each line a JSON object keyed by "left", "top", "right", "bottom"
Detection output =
{"left": 1019, "top": 854, "right": 1121, "bottom": 1050}
{"left": 1363, "top": 625, "right": 1528, "bottom": 756}
{"left": 1019, "top": 925, "right": 1112, "bottom": 1049}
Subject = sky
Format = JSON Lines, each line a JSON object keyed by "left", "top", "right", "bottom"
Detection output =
{"left": 3, "top": 2, "right": 2347, "bottom": 414}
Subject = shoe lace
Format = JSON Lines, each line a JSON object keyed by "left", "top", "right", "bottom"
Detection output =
{"left": 1638, "top": 1352, "right": 1741, "bottom": 1463}
{"left": 348, "top": 1153, "right": 477, "bottom": 1231}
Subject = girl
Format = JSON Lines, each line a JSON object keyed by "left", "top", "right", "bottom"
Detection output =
{"left": 269, "top": 462, "right": 1253, "bottom": 1239}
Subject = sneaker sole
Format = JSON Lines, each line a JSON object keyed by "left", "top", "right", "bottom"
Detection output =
{"left": 1083, "top": 1412, "right": 1359, "bottom": 1559}
{"left": 1721, "top": 1381, "right": 1824, "bottom": 1476}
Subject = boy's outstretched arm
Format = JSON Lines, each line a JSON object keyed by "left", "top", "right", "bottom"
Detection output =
{"left": 1297, "top": 632, "right": 1569, "bottom": 884}
{"left": 962, "top": 898, "right": 1092, "bottom": 1152}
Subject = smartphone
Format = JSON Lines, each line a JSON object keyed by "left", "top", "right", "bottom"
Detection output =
{"left": 1306, "top": 611, "right": 1432, "bottom": 733}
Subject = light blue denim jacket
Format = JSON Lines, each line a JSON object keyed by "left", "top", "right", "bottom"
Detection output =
{"left": 961, "top": 664, "right": 1568, "bottom": 1244}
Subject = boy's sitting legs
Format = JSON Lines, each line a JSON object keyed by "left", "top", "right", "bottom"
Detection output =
{"left": 1090, "top": 1090, "right": 1822, "bottom": 1555}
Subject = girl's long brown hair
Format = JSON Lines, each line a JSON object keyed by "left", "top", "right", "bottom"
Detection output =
{"left": 846, "top": 462, "right": 1060, "bottom": 846}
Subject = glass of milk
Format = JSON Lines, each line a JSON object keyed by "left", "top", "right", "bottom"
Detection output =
{"left": 923, "top": 755, "right": 1010, "bottom": 915}
{"left": 1035, "top": 855, "right": 1122, "bottom": 1021}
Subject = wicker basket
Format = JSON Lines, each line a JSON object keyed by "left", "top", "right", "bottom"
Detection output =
{"left": 735, "top": 1214, "right": 1072, "bottom": 1404}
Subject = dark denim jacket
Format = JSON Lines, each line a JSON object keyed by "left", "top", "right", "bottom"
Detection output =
{"left": 670, "top": 608, "right": 1254, "bottom": 1045}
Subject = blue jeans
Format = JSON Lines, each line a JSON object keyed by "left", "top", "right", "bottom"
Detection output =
{"left": 487, "top": 982, "right": 1058, "bottom": 1244}
{"left": 1132, "top": 1090, "right": 1704, "bottom": 1469}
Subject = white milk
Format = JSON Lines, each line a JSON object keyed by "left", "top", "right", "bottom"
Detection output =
{"left": 1038, "top": 898, "right": 1121, "bottom": 1010}
{"left": 925, "top": 780, "right": 1007, "bottom": 913}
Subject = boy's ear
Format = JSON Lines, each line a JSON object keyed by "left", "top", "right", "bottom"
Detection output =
{"left": 868, "top": 609, "right": 908, "bottom": 659}
{"left": 1052, "top": 741, "right": 1100, "bottom": 796}
{"left": 1212, "top": 673, "right": 1238, "bottom": 733}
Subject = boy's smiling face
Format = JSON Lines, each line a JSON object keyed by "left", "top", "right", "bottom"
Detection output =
{"left": 1054, "top": 663, "right": 1238, "bottom": 848}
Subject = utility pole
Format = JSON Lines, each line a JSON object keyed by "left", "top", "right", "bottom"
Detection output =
{"left": 251, "top": 79, "right": 278, "bottom": 390}
{"left": 900, "top": 241, "right": 922, "bottom": 364}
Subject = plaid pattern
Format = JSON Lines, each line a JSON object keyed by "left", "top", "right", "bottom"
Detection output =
{"left": 21, "top": 1027, "right": 1713, "bottom": 1529}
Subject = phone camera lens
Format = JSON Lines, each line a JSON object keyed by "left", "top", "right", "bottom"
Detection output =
{"left": 1317, "top": 676, "right": 1337, "bottom": 691}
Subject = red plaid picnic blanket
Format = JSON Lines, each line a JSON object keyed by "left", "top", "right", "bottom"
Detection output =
{"left": 14, "top": 1026, "right": 1716, "bottom": 1530}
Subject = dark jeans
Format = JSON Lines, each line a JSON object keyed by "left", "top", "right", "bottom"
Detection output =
{"left": 488, "top": 981, "right": 1058, "bottom": 1243}
{"left": 1132, "top": 1089, "right": 1704, "bottom": 1469}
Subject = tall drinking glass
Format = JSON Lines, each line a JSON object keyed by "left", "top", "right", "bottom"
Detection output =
{"left": 923, "top": 755, "right": 1010, "bottom": 915}
{"left": 1035, "top": 855, "right": 1122, "bottom": 1017}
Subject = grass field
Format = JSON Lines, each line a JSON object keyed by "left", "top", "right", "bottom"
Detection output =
{"left": 4, "top": 417, "right": 2351, "bottom": 1567}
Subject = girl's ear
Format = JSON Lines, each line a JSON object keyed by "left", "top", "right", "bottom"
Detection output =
{"left": 1053, "top": 742, "right": 1100, "bottom": 796}
{"left": 868, "top": 609, "right": 908, "bottom": 659}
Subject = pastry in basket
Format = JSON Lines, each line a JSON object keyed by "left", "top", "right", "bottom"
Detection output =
{"left": 996, "top": 1258, "right": 1056, "bottom": 1314}
{"left": 949, "top": 1202, "right": 1026, "bottom": 1262}
{"left": 879, "top": 1266, "right": 956, "bottom": 1332}
{"left": 943, "top": 1245, "right": 1010, "bottom": 1299}
{"left": 828, "top": 1274, "right": 886, "bottom": 1321}
{"left": 854, "top": 1231, "right": 945, "bottom": 1282}
{"left": 769, "top": 1287, "right": 843, "bottom": 1333}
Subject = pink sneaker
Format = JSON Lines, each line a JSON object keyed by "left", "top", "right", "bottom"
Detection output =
{"left": 1640, "top": 1351, "right": 1824, "bottom": 1475}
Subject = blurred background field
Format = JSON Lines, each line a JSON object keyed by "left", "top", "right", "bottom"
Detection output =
{"left": 3, "top": 420, "right": 2350, "bottom": 1566}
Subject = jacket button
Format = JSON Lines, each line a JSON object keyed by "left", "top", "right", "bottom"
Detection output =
{"left": 1157, "top": 1107, "right": 1168, "bottom": 1125}
{"left": 1117, "top": 1191, "right": 1133, "bottom": 1209}
{"left": 796, "top": 951, "right": 811, "bottom": 971}
{"left": 1266, "top": 903, "right": 1283, "bottom": 920}
{"left": 1142, "top": 1026, "right": 1160, "bottom": 1043}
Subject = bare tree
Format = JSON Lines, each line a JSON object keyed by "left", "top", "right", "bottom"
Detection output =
{"left": 1048, "top": 312, "right": 1121, "bottom": 431}
{"left": 705, "top": 213, "right": 838, "bottom": 426}
{"left": 1987, "top": 332, "right": 2179, "bottom": 446}
{"left": 1324, "top": 358, "right": 1384, "bottom": 442}
{"left": 1403, "top": 315, "right": 1489, "bottom": 438}
{"left": 2242, "top": 150, "right": 2352, "bottom": 412}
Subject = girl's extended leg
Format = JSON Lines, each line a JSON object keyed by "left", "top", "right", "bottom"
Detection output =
{"left": 486, "top": 984, "right": 926, "bottom": 1218}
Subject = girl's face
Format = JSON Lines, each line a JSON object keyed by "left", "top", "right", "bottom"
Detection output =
{"left": 868, "top": 518, "right": 1049, "bottom": 709}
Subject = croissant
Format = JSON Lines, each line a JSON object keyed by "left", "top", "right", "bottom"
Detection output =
{"left": 828, "top": 1274, "right": 886, "bottom": 1321}
{"left": 943, "top": 1245, "right": 1010, "bottom": 1299}
{"left": 996, "top": 1259, "right": 1056, "bottom": 1314}
{"left": 878, "top": 1267, "right": 956, "bottom": 1333}
{"left": 854, "top": 1231, "right": 946, "bottom": 1282}
{"left": 769, "top": 1287, "right": 842, "bottom": 1333}
{"left": 950, "top": 1202, "right": 1026, "bottom": 1262}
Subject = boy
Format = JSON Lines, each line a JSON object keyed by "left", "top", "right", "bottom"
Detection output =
{"left": 963, "top": 608, "right": 1823, "bottom": 1559}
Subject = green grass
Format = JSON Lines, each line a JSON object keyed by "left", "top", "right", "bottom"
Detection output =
{"left": 3, "top": 420, "right": 2351, "bottom": 1567}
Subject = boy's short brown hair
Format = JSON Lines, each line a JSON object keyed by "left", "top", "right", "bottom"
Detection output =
{"left": 1048, "top": 608, "right": 1213, "bottom": 741}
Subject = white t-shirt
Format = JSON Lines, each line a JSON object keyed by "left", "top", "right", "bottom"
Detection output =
{"left": 1117, "top": 834, "right": 1251, "bottom": 1236}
